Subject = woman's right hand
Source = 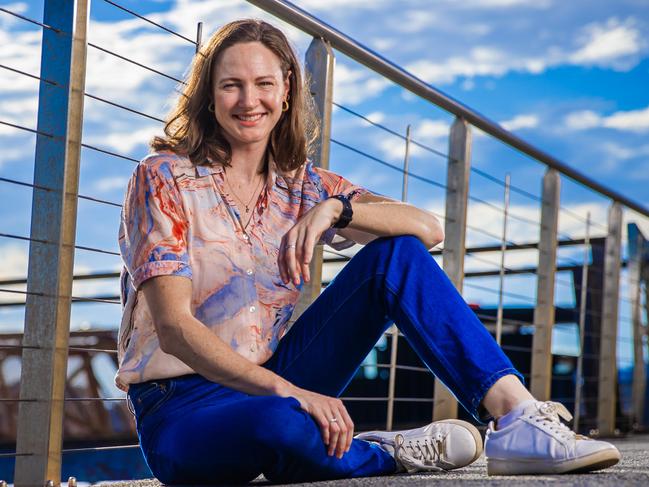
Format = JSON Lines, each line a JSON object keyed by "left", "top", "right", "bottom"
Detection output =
{"left": 286, "top": 386, "right": 354, "bottom": 459}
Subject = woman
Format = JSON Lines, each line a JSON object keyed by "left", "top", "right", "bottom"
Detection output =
{"left": 117, "top": 19, "right": 620, "bottom": 484}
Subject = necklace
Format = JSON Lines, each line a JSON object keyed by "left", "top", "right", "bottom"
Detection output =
{"left": 223, "top": 168, "right": 265, "bottom": 214}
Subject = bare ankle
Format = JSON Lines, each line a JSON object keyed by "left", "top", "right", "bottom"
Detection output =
{"left": 481, "top": 374, "right": 535, "bottom": 418}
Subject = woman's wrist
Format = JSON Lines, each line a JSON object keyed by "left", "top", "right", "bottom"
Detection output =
{"left": 323, "top": 197, "right": 344, "bottom": 226}
{"left": 273, "top": 375, "right": 298, "bottom": 397}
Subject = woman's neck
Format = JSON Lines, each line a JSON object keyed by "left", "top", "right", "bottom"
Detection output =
{"left": 228, "top": 141, "right": 268, "bottom": 181}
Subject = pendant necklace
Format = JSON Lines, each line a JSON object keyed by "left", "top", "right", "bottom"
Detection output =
{"left": 223, "top": 168, "right": 265, "bottom": 214}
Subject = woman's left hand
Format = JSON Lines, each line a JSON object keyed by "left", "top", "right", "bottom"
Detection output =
{"left": 279, "top": 198, "right": 343, "bottom": 286}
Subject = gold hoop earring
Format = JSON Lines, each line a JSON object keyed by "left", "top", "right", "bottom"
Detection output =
{"left": 282, "top": 100, "right": 289, "bottom": 112}
{"left": 208, "top": 102, "right": 215, "bottom": 113}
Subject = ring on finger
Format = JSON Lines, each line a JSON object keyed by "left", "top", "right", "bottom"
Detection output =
{"left": 285, "top": 243, "right": 296, "bottom": 249}
{"left": 329, "top": 417, "right": 338, "bottom": 423}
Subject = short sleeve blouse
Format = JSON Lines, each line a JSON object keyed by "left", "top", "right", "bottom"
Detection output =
{"left": 115, "top": 151, "right": 369, "bottom": 391}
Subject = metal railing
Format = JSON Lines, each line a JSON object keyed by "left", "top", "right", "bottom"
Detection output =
{"left": 0, "top": 0, "right": 647, "bottom": 485}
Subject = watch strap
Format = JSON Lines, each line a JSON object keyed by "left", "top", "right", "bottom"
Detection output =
{"left": 330, "top": 194, "right": 353, "bottom": 229}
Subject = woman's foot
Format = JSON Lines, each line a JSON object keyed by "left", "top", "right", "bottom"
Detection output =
{"left": 485, "top": 400, "right": 621, "bottom": 475}
{"left": 355, "top": 419, "right": 483, "bottom": 473}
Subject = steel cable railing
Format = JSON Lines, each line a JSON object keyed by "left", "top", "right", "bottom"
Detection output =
{"left": 0, "top": 6, "right": 59, "bottom": 31}
{"left": 102, "top": 0, "right": 196, "bottom": 45}
{"left": 331, "top": 138, "right": 447, "bottom": 190}
{"left": 87, "top": 42, "right": 185, "bottom": 85}
{"left": 333, "top": 101, "right": 449, "bottom": 160}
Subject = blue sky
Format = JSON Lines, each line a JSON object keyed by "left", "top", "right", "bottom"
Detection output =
{"left": 1, "top": 0, "right": 647, "bottom": 366}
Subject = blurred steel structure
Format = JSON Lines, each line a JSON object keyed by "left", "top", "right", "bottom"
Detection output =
{"left": 0, "top": 0, "right": 647, "bottom": 485}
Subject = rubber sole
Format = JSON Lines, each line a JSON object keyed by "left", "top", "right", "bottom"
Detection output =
{"left": 487, "top": 448, "right": 621, "bottom": 475}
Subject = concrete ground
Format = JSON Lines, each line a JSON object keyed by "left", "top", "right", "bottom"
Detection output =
{"left": 94, "top": 435, "right": 649, "bottom": 486}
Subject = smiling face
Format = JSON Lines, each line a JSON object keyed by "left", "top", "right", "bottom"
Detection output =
{"left": 212, "top": 41, "right": 290, "bottom": 153}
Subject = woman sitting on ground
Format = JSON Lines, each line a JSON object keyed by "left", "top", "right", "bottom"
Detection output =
{"left": 117, "top": 18, "right": 620, "bottom": 485}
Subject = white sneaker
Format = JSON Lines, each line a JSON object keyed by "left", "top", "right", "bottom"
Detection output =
{"left": 355, "top": 419, "right": 483, "bottom": 473}
{"left": 485, "top": 401, "right": 621, "bottom": 475}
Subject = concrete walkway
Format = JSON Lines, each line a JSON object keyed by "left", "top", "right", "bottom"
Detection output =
{"left": 94, "top": 435, "right": 649, "bottom": 486}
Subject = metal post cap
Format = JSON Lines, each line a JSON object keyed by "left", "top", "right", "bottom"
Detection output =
{"left": 45, "top": 481, "right": 55, "bottom": 487}
{"left": 68, "top": 477, "right": 78, "bottom": 487}
{"left": 0, "top": 479, "right": 7, "bottom": 487}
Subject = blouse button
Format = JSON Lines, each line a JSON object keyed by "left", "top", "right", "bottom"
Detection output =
{"left": 249, "top": 306, "right": 256, "bottom": 313}
{"left": 246, "top": 269, "right": 254, "bottom": 276}
{"left": 243, "top": 234, "right": 249, "bottom": 240}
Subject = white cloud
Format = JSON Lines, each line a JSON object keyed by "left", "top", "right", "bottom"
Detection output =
{"left": 500, "top": 114, "right": 539, "bottom": 131}
{"left": 413, "top": 119, "right": 449, "bottom": 140}
{"left": 0, "top": 244, "right": 28, "bottom": 280}
{"left": 0, "top": 144, "right": 33, "bottom": 168}
{"left": 403, "top": 16, "right": 646, "bottom": 86}
{"left": 297, "top": 0, "right": 388, "bottom": 12}
{"left": 373, "top": 118, "right": 449, "bottom": 161}
{"left": 407, "top": 46, "right": 511, "bottom": 85}
{"left": 564, "top": 110, "right": 601, "bottom": 130}
{"left": 333, "top": 63, "right": 391, "bottom": 105}
{"left": 365, "top": 111, "right": 386, "bottom": 124}
{"left": 603, "top": 105, "right": 649, "bottom": 132}
{"left": 570, "top": 18, "right": 644, "bottom": 68}
{"left": 459, "top": 0, "right": 552, "bottom": 8}
{"left": 2, "top": 2, "right": 27, "bottom": 13}
{"left": 84, "top": 124, "right": 160, "bottom": 154}
{"left": 0, "top": 3, "right": 29, "bottom": 29}
{"left": 371, "top": 37, "right": 397, "bottom": 52}
{"left": 94, "top": 176, "right": 130, "bottom": 193}
{"left": 564, "top": 105, "right": 649, "bottom": 134}
{"left": 601, "top": 142, "right": 649, "bottom": 161}
{"left": 394, "top": 11, "right": 438, "bottom": 34}
{"left": 377, "top": 137, "right": 408, "bottom": 161}
{"left": 461, "top": 79, "right": 476, "bottom": 91}
{"left": 0, "top": 96, "right": 38, "bottom": 135}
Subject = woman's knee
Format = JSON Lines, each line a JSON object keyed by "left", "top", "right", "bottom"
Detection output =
{"left": 253, "top": 396, "right": 310, "bottom": 448}
{"left": 362, "top": 235, "right": 430, "bottom": 268}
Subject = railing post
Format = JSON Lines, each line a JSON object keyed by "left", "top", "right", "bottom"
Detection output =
{"left": 574, "top": 213, "right": 591, "bottom": 432}
{"left": 530, "top": 169, "right": 560, "bottom": 400}
{"left": 433, "top": 117, "right": 472, "bottom": 421}
{"left": 385, "top": 125, "right": 412, "bottom": 431}
{"left": 628, "top": 224, "right": 646, "bottom": 430}
{"left": 495, "top": 174, "right": 511, "bottom": 345}
{"left": 14, "top": 1, "right": 89, "bottom": 486}
{"left": 291, "top": 37, "right": 334, "bottom": 320}
{"left": 597, "top": 202, "right": 623, "bottom": 435}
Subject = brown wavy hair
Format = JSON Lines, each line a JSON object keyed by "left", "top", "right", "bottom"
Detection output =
{"left": 151, "top": 19, "right": 319, "bottom": 172}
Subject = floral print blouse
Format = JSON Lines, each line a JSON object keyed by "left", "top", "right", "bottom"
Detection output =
{"left": 115, "top": 151, "right": 369, "bottom": 391}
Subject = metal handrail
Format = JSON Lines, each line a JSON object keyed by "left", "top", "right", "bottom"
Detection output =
{"left": 246, "top": 0, "right": 649, "bottom": 218}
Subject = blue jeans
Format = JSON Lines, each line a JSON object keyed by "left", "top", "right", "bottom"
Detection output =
{"left": 128, "top": 236, "right": 522, "bottom": 484}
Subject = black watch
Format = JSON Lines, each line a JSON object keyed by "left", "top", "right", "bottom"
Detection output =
{"left": 329, "top": 194, "right": 353, "bottom": 229}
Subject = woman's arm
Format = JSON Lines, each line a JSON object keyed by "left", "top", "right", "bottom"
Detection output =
{"left": 142, "top": 275, "right": 355, "bottom": 458}
{"left": 335, "top": 192, "right": 444, "bottom": 249}
{"left": 143, "top": 275, "right": 292, "bottom": 396}
{"left": 278, "top": 192, "right": 444, "bottom": 286}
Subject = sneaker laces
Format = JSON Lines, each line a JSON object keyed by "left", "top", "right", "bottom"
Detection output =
{"left": 392, "top": 433, "right": 445, "bottom": 473}
{"left": 533, "top": 401, "right": 585, "bottom": 441}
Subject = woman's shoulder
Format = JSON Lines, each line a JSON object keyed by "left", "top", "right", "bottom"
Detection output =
{"left": 283, "top": 159, "right": 323, "bottom": 180}
{"left": 137, "top": 151, "right": 194, "bottom": 177}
